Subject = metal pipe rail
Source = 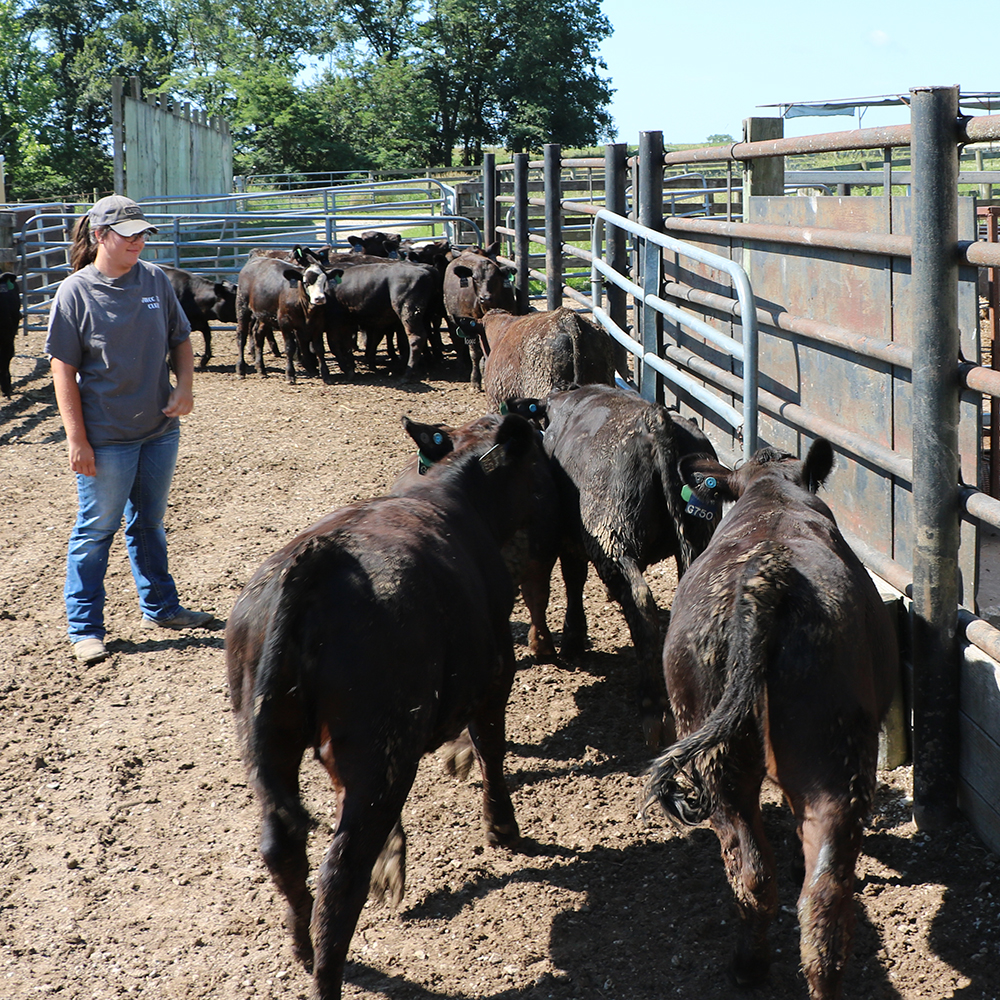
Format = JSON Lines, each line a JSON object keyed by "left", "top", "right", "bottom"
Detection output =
{"left": 591, "top": 207, "right": 759, "bottom": 459}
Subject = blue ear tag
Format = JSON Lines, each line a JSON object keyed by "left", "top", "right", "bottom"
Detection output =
{"left": 681, "top": 484, "right": 716, "bottom": 521}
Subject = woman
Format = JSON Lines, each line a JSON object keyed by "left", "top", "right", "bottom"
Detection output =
{"left": 46, "top": 195, "right": 213, "bottom": 665}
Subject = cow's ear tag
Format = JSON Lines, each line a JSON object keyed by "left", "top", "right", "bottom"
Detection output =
{"left": 479, "top": 443, "right": 504, "bottom": 473}
{"left": 499, "top": 402, "right": 508, "bottom": 415}
{"left": 459, "top": 275, "right": 470, "bottom": 288}
{"left": 681, "top": 484, "right": 716, "bottom": 521}
{"left": 417, "top": 451, "right": 434, "bottom": 475}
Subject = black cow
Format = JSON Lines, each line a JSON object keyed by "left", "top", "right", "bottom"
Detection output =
{"left": 347, "top": 230, "right": 402, "bottom": 257}
{"left": 644, "top": 439, "right": 898, "bottom": 1000}
{"left": 158, "top": 266, "right": 237, "bottom": 370}
{"left": 536, "top": 384, "right": 719, "bottom": 745}
{"left": 226, "top": 412, "right": 546, "bottom": 999}
{"left": 0, "top": 272, "right": 21, "bottom": 398}
{"left": 443, "top": 244, "right": 518, "bottom": 390}
{"left": 392, "top": 411, "right": 562, "bottom": 663}
{"left": 480, "top": 307, "right": 616, "bottom": 413}
{"left": 325, "top": 262, "right": 439, "bottom": 381}
{"left": 235, "top": 256, "right": 331, "bottom": 383}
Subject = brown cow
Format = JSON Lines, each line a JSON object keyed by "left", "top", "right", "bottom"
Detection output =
{"left": 644, "top": 438, "right": 899, "bottom": 1000}
{"left": 480, "top": 307, "right": 616, "bottom": 413}
{"left": 443, "top": 244, "right": 518, "bottom": 390}
{"left": 235, "top": 256, "right": 331, "bottom": 383}
{"left": 226, "top": 411, "right": 547, "bottom": 1000}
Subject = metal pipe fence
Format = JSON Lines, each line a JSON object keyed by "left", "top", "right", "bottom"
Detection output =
{"left": 14, "top": 179, "right": 480, "bottom": 330}
{"left": 484, "top": 92, "right": 1000, "bottom": 840}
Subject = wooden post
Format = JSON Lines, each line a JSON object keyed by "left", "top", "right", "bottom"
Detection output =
{"left": 742, "top": 117, "right": 784, "bottom": 200}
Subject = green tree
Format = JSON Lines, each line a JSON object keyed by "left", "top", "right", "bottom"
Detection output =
{"left": 494, "top": 0, "right": 614, "bottom": 154}
{"left": 12, "top": 0, "right": 179, "bottom": 199}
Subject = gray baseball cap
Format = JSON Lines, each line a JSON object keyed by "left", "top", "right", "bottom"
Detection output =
{"left": 88, "top": 195, "right": 159, "bottom": 237}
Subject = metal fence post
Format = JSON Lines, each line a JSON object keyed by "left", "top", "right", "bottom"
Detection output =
{"left": 910, "top": 85, "right": 962, "bottom": 832}
{"left": 604, "top": 143, "right": 629, "bottom": 378}
{"left": 513, "top": 152, "right": 530, "bottom": 313}
{"left": 483, "top": 152, "right": 496, "bottom": 247}
{"left": 545, "top": 144, "right": 562, "bottom": 311}
{"left": 637, "top": 131, "right": 664, "bottom": 402}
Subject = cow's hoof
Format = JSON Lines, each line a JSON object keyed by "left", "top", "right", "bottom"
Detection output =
{"left": 530, "top": 641, "right": 560, "bottom": 665}
{"left": 729, "top": 948, "right": 770, "bottom": 988}
{"left": 559, "top": 634, "right": 589, "bottom": 658}
{"left": 486, "top": 821, "right": 521, "bottom": 849}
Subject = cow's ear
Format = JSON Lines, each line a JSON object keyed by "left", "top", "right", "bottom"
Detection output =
{"left": 347, "top": 235, "right": 363, "bottom": 251}
{"left": 282, "top": 268, "right": 302, "bottom": 285}
{"left": 679, "top": 454, "right": 738, "bottom": 503}
{"left": 502, "top": 397, "right": 547, "bottom": 426}
{"left": 329, "top": 268, "right": 344, "bottom": 285}
{"left": 453, "top": 265, "right": 474, "bottom": 279}
{"left": 292, "top": 246, "right": 307, "bottom": 265}
{"left": 484, "top": 241, "right": 500, "bottom": 259}
{"left": 501, "top": 265, "right": 516, "bottom": 281}
{"left": 455, "top": 316, "right": 481, "bottom": 342}
{"left": 486, "top": 414, "right": 537, "bottom": 469}
{"left": 401, "top": 416, "right": 454, "bottom": 465}
{"left": 802, "top": 437, "right": 834, "bottom": 493}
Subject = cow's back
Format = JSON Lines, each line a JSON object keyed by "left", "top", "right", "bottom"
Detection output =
{"left": 228, "top": 495, "right": 515, "bottom": 749}
{"left": 483, "top": 309, "right": 615, "bottom": 412}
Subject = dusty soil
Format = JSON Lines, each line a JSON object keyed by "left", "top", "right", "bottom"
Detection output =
{"left": 2, "top": 323, "right": 1000, "bottom": 1000}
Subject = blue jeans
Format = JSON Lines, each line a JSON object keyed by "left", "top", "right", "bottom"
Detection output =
{"left": 65, "top": 427, "right": 182, "bottom": 640}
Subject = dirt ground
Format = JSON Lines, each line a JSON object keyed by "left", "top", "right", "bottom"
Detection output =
{"left": 2, "top": 322, "right": 1000, "bottom": 1000}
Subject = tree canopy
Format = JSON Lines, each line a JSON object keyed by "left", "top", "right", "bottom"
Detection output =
{"left": 2, "top": 0, "right": 615, "bottom": 201}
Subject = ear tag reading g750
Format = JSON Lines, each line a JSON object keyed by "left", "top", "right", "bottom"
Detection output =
{"left": 681, "top": 484, "right": 716, "bottom": 521}
{"left": 479, "top": 443, "right": 504, "bottom": 473}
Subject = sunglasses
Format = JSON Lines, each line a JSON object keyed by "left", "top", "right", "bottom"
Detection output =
{"left": 111, "top": 229, "right": 150, "bottom": 244}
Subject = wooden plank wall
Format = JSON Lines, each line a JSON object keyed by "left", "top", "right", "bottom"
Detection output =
{"left": 117, "top": 77, "right": 232, "bottom": 208}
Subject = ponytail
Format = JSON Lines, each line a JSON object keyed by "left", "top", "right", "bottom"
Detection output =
{"left": 69, "top": 215, "right": 100, "bottom": 272}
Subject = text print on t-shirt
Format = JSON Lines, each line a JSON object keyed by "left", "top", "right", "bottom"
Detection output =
{"left": 142, "top": 296, "right": 161, "bottom": 310}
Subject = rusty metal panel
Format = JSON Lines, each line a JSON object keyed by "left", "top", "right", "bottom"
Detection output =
{"left": 745, "top": 196, "right": 897, "bottom": 571}
{"left": 661, "top": 195, "right": 979, "bottom": 609}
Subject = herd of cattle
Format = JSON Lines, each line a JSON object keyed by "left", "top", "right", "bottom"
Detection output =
{"left": 0, "top": 229, "right": 514, "bottom": 398}
{"left": 2, "top": 235, "right": 900, "bottom": 1000}
{"left": 220, "top": 263, "right": 899, "bottom": 999}
{"left": 173, "top": 229, "right": 517, "bottom": 388}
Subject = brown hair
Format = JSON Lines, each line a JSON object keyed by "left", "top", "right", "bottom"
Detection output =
{"left": 69, "top": 215, "right": 103, "bottom": 272}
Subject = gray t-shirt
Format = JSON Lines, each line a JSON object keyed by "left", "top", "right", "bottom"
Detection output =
{"left": 46, "top": 259, "right": 191, "bottom": 446}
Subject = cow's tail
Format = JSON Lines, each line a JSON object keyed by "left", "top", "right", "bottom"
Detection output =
{"left": 643, "top": 541, "right": 794, "bottom": 825}
{"left": 650, "top": 408, "right": 704, "bottom": 574}
{"left": 248, "top": 542, "right": 327, "bottom": 841}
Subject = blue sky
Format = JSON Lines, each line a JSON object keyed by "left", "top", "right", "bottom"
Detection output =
{"left": 598, "top": 0, "right": 997, "bottom": 145}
